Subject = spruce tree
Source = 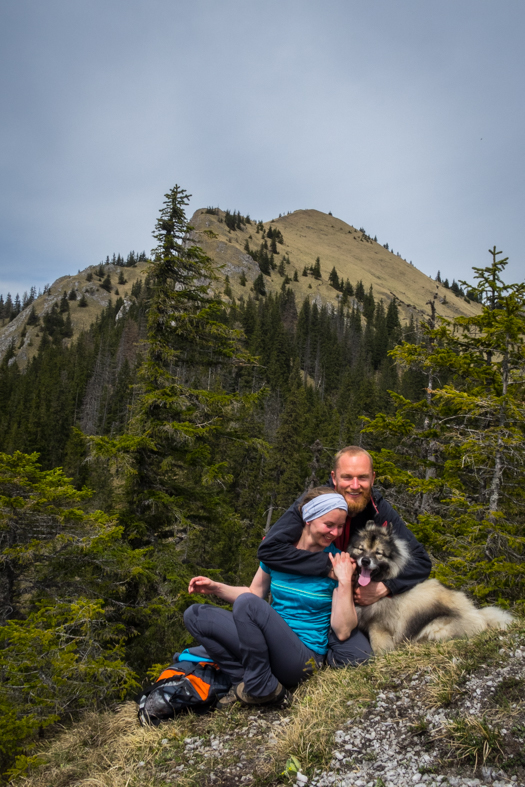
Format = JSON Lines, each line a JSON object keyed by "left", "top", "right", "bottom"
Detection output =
{"left": 89, "top": 185, "right": 260, "bottom": 664}
{"left": 328, "top": 266, "right": 340, "bottom": 290}
{"left": 103, "top": 186, "right": 256, "bottom": 539}
{"left": 362, "top": 248, "right": 525, "bottom": 604}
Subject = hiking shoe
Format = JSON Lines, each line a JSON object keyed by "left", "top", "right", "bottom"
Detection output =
{"left": 234, "top": 681, "right": 292, "bottom": 707}
{"left": 216, "top": 686, "right": 239, "bottom": 709}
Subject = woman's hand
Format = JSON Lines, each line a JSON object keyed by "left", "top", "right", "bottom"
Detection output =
{"left": 188, "top": 576, "right": 220, "bottom": 595}
{"left": 328, "top": 551, "right": 356, "bottom": 585}
{"left": 330, "top": 552, "right": 358, "bottom": 640}
{"left": 188, "top": 576, "right": 254, "bottom": 604}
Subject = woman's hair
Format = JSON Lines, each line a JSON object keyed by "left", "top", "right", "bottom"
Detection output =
{"left": 298, "top": 486, "right": 335, "bottom": 515}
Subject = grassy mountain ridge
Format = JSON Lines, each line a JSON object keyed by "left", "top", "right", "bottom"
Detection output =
{"left": 0, "top": 262, "right": 149, "bottom": 368}
{"left": 0, "top": 206, "right": 479, "bottom": 368}
{"left": 191, "top": 206, "right": 481, "bottom": 322}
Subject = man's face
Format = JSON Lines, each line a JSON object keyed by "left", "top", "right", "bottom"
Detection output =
{"left": 331, "top": 453, "right": 375, "bottom": 516}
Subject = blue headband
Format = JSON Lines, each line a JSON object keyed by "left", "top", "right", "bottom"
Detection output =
{"left": 301, "top": 493, "right": 348, "bottom": 522}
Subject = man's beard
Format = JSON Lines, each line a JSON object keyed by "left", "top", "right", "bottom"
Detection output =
{"left": 343, "top": 487, "right": 372, "bottom": 516}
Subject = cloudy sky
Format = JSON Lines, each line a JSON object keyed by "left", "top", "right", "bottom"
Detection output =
{"left": 1, "top": 0, "right": 524, "bottom": 298}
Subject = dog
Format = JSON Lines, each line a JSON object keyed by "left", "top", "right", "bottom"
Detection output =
{"left": 347, "top": 521, "right": 513, "bottom": 654}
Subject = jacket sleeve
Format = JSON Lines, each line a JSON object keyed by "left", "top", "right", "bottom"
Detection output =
{"left": 256, "top": 500, "right": 331, "bottom": 576}
{"left": 376, "top": 498, "right": 432, "bottom": 595}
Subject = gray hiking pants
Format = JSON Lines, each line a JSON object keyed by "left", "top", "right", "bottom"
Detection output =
{"left": 184, "top": 593, "right": 371, "bottom": 698}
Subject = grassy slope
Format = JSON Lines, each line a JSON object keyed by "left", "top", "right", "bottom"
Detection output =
{"left": 190, "top": 207, "right": 481, "bottom": 324}
{"left": 16, "top": 619, "right": 525, "bottom": 787}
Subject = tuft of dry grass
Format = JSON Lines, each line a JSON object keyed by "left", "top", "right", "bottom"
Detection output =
{"left": 16, "top": 702, "right": 190, "bottom": 787}
{"left": 433, "top": 715, "right": 505, "bottom": 769}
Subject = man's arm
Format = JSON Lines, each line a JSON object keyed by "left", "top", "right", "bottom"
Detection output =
{"left": 256, "top": 499, "right": 331, "bottom": 576}
{"left": 375, "top": 496, "right": 432, "bottom": 595}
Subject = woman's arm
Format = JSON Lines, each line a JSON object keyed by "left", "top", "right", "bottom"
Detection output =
{"left": 329, "top": 552, "right": 358, "bottom": 641}
{"left": 188, "top": 567, "right": 271, "bottom": 605}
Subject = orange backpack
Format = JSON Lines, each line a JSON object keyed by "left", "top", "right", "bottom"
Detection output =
{"left": 137, "top": 656, "right": 232, "bottom": 726}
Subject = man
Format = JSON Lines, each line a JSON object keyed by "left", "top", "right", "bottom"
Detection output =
{"left": 257, "top": 446, "right": 432, "bottom": 665}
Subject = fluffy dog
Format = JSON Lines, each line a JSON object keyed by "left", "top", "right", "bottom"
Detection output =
{"left": 347, "top": 521, "right": 513, "bottom": 654}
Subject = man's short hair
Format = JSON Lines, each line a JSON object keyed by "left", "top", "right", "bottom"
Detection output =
{"left": 333, "top": 446, "right": 374, "bottom": 475}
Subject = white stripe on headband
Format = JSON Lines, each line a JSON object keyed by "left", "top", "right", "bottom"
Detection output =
{"left": 301, "top": 493, "right": 348, "bottom": 522}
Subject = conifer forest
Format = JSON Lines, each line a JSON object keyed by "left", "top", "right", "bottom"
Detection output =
{"left": 1, "top": 186, "right": 524, "bottom": 776}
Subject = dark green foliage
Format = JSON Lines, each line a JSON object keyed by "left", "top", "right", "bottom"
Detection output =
{"left": 59, "top": 291, "right": 69, "bottom": 313}
{"left": 0, "top": 298, "right": 143, "bottom": 476}
{"left": 68, "top": 288, "right": 77, "bottom": 300}
{"left": 253, "top": 273, "right": 267, "bottom": 296}
{"left": 362, "top": 248, "right": 525, "bottom": 606}
{"left": 42, "top": 303, "right": 70, "bottom": 342}
{"left": 78, "top": 293, "right": 88, "bottom": 307}
{"left": 87, "top": 185, "right": 262, "bottom": 668}
{"left": 362, "top": 284, "right": 375, "bottom": 321}
{"left": 0, "top": 452, "right": 138, "bottom": 774}
{"left": 86, "top": 272, "right": 93, "bottom": 282}
{"left": 100, "top": 275, "right": 112, "bottom": 292}
{"left": 240, "top": 271, "right": 247, "bottom": 287}
{"left": 249, "top": 239, "right": 273, "bottom": 275}
{"left": 26, "top": 306, "right": 39, "bottom": 326}
{"left": 312, "top": 257, "right": 322, "bottom": 280}
{"left": 328, "top": 266, "right": 340, "bottom": 290}
{"left": 224, "top": 209, "right": 248, "bottom": 231}
{"left": 266, "top": 225, "right": 284, "bottom": 245}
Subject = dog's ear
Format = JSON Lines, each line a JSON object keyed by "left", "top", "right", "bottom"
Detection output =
{"left": 384, "top": 522, "right": 394, "bottom": 537}
{"left": 365, "top": 519, "right": 376, "bottom": 531}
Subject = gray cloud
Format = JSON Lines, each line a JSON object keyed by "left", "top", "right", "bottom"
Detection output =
{"left": 1, "top": 0, "right": 524, "bottom": 298}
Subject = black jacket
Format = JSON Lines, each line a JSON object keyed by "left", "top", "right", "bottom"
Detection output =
{"left": 257, "top": 489, "right": 431, "bottom": 596}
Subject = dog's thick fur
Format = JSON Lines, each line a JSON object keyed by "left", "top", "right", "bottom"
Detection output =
{"left": 347, "top": 521, "right": 513, "bottom": 654}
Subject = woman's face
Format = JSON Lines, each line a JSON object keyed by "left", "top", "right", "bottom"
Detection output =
{"left": 306, "top": 507, "right": 347, "bottom": 548}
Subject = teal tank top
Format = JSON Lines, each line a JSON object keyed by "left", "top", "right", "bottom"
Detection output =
{"left": 260, "top": 544, "right": 339, "bottom": 655}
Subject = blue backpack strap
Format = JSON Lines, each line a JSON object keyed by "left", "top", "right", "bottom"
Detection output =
{"left": 175, "top": 647, "right": 215, "bottom": 665}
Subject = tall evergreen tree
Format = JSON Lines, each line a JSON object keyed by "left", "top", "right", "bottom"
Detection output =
{"left": 362, "top": 248, "right": 525, "bottom": 604}
{"left": 96, "top": 185, "right": 258, "bottom": 545}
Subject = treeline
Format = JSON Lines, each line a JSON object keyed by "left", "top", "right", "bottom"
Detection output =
{"left": 0, "top": 288, "right": 38, "bottom": 324}
{"left": 0, "top": 274, "right": 407, "bottom": 496}
{"left": 0, "top": 251, "right": 146, "bottom": 327}
{"left": 0, "top": 293, "right": 146, "bottom": 494}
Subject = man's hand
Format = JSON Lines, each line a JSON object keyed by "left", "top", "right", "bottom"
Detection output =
{"left": 353, "top": 580, "right": 390, "bottom": 606}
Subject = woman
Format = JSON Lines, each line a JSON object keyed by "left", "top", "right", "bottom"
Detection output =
{"left": 184, "top": 488, "right": 364, "bottom": 706}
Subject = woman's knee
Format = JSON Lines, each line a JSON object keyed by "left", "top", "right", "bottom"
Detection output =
{"left": 232, "top": 592, "right": 265, "bottom": 618}
{"left": 183, "top": 603, "right": 203, "bottom": 635}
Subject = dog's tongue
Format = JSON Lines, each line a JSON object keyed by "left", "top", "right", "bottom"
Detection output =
{"left": 358, "top": 568, "right": 371, "bottom": 587}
